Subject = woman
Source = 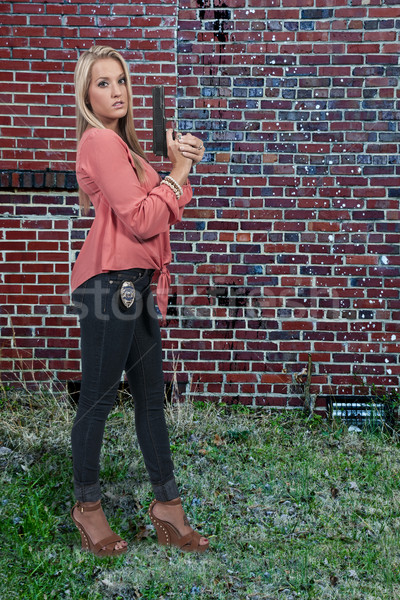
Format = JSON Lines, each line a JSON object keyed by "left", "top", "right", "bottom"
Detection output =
{"left": 70, "top": 45, "right": 208, "bottom": 556}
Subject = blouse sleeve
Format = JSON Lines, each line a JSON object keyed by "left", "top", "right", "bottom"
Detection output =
{"left": 77, "top": 129, "right": 192, "bottom": 240}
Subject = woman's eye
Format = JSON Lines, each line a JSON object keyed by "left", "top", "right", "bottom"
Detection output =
{"left": 98, "top": 81, "right": 108, "bottom": 87}
{"left": 119, "top": 78, "right": 126, "bottom": 84}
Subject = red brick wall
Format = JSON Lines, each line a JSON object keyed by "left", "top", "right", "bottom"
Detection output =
{"left": 1, "top": 1, "right": 399, "bottom": 408}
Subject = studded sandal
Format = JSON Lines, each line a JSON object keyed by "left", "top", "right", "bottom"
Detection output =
{"left": 149, "top": 498, "right": 209, "bottom": 553}
{"left": 70, "top": 500, "right": 127, "bottom": 557}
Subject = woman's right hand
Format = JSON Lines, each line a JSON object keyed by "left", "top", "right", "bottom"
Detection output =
{"left": 166, "top": 129, "right": 205, "bottom": 187}
{"left": 166, "top": 129, "right": 193, "bottom": 172}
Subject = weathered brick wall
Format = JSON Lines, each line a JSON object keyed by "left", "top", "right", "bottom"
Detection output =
{"left": 0, "top": 0, "right": 179, "bottom": 384}
{"left": 1, "top": 1, "right": 399, "bottom": 409}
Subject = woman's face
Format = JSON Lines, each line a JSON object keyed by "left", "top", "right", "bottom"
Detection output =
{"left": 87, "top": 58, "right": 128, "bottom": 131}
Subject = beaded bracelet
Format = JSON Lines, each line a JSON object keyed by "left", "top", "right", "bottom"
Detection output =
{"left": 164, "top": 175, "right": 183, "bottom": 197}
{"left": 161, "top": 178, "right": 182, "bottom": 200}
{"left": 162, "top": 178, "right": 181, "bottom": 198}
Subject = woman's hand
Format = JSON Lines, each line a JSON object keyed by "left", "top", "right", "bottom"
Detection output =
{"left": 166, "top": 129, "right": 205, "bottom": 188}
{"left": 175, "top": 131, "right": 205, "bottom": 165}
{"left": 166, "top": 129, "right": 205, "bottom": 169}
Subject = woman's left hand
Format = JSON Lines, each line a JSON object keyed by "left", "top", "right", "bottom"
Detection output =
{"left": 175, "top": 132, "right": 205, "bottom": 165}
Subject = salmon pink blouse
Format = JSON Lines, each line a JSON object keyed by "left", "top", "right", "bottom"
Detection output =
{"left": 70, "top": 128, "right": 192, "bottom": 319}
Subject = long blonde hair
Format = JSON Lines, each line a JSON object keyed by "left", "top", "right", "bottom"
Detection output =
{"left": 74, "top": 46, "right": 146, "bottom": 213}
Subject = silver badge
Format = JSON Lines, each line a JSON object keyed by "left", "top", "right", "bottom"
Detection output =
{"left": 120, "top": 281, "right": 136, "bottom": 308}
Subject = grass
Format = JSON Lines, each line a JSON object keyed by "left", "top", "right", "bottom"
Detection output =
{"left": 1, "top": 388, "right": 400, "bottom": 600}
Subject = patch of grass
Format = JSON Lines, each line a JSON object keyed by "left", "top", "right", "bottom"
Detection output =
{"left": 1, "top": 390, "right": 400, "bottom": 599}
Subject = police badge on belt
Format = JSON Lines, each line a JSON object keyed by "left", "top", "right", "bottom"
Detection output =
{"left": 120, "top": 281, "right": 136, "bottom": 309}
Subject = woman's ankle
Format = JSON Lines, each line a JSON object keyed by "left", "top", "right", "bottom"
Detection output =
{"left": 74, "top": 499, "right": 102, "bottom": 512}
{"left": 157, "top": 497, "right": 181, "bottom": 506}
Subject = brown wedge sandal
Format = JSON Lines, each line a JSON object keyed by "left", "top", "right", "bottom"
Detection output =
{"left": 149, "top": 498, "right": 209, "bottom": 553}
{"left": 71, "top": 500, "right": 127, "bottom": 557}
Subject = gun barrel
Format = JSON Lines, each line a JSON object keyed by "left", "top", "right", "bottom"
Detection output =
{"left": 152, "top": 86, "right": 168, "bottom": 158}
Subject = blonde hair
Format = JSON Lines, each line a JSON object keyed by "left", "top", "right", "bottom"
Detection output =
{"left": 74, "top": 45, "right": 146, "bottom": 213}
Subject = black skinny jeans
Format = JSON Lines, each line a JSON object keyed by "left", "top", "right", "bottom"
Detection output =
{"left": 71, "top": 268, "right": 179, "bottom": 503}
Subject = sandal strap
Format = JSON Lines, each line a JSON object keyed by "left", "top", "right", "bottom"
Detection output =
{"left": 177, "top": 529, "right": 203, "bottom": 551}
{"left": 75, "top": 500, "right": 102, "bottom": 513}
{"left": 93, "top": 533, "right": 124, "bottom": 554}
{"left": 157, "top": 498, "right": 181, "bottom": 507}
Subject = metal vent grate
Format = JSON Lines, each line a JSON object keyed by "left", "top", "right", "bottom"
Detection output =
{"left": 326, "top": 395, "right": 396, "bottom": 431}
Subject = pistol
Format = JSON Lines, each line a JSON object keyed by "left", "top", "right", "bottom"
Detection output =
{"left": 152, "top": 86, "right": 168, "bottom": 158}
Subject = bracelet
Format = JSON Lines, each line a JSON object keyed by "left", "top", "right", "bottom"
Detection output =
{"left": 161, "top": 178, "right": 182, "bottom": 200}
{"left": 164, "top": 175, "right": 183, "bottom": 197}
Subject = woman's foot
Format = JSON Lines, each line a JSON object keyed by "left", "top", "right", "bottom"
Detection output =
{"left": 72, "top": 501, "right": 127, "bottom": 553}
{"left": 151, "top": 497, "right": 208, "bottom": 548}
